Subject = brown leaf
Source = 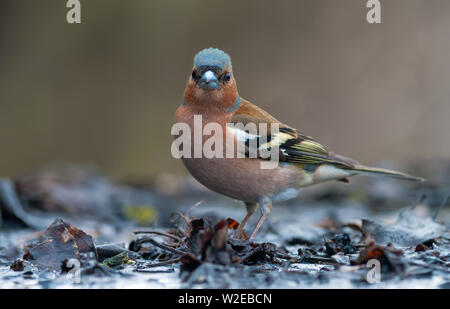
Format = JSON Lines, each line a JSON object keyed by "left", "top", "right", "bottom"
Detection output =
{"left": 353, "top": 241, "right": 405, "bottom": 273}
{"left": 226, "top": 218, "right": 239, "bottom": 230}
{"left": 180, "top": 253, "right": 201, "bottom": 273}
{"left": 23, "top": 218, "right": 97, "bottom": 272}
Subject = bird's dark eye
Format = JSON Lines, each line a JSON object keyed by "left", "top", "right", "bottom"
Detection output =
{"left": 192, "top": 70, "right": 198, "bottom": 80}
{"left": 224, "top": 72, "right": 231, "bottom": 82}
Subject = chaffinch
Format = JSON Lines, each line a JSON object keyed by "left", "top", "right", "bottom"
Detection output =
{"left": 174, "top": 48, "right": 424, "bottom": 240}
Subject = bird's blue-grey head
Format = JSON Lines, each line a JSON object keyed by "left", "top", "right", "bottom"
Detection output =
{"left": 191, "top": 48, "right": 233, "bottom": 90}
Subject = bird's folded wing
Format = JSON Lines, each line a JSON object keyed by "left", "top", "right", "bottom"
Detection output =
{"left": 230, "top": 99, "right": 356, "bottom": 168}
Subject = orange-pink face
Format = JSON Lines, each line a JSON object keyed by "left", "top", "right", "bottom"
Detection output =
{"left": 183, "top": 48, "right": 238, "bottom": 110}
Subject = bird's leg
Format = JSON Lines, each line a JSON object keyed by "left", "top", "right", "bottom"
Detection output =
{"left": 249, "top": 196, "right": 272, "bottom": 241}
{"left": 234, "top": 202, "right": 257, "bottom": 239}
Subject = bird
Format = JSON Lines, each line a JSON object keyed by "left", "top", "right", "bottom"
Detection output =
{"left": 174, "top": 47, "right": 424, "bottom": 241}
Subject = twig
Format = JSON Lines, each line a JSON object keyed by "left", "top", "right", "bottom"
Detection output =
{"left": 134, "top": 230, "right": 181, "bottom": 242}
{"left": 141, "top": 257, "right": 181, "bottom": 268}
{"left": 297, "top": 255, "right": 338, "bottom": 265}
{"left": 276, "top": 253, "right": 296, "bottom": 260}
{"left": 408, "top": 260, "right": 450, "bottom": 273}
{"left": 169, "top": 211, "right": 191, "bottom": 230}
{"left": 186, "top": 200, "right": 204, "bottom": 218}
{"left": 135, "top": 236, "right": 185, "bottom": 256}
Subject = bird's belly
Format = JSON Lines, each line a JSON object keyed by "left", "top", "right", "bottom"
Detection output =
{"left": 182, "top": 157, "right": 301, "bottom": 203}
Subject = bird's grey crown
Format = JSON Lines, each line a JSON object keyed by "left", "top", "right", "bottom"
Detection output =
{"left": 194, "top": 48, "right": 232, "bottom": 73}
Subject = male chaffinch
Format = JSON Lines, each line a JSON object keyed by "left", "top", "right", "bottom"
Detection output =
{"left": 174, "top": 48, "right": 424, "bottom": 240}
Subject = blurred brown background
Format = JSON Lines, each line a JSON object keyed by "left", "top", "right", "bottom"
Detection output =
{"left": 0, "top": 0, "right": 449, "bottom": 179}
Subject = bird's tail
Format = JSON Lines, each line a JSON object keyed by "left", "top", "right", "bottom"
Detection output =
{"left": 351, "top": 165, "right": 425, "bottom": 182}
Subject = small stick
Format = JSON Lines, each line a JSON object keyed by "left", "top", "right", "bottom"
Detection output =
{"left": 186, "top": 200, "right": 204, "bottom": 218}
{"left": 135, "top": 237, "right": 185, "bottom": 256}
{"left": 298, "top": 256, "right": 338, "bottom": 265}
{"left": 276, "top": 253, "right": 295, "bottom": 260}
{"left": 134, "top": 230, "right": 181, "bottom": 242}
{"left": 140, "top": 257, "right": 181, "bottom": 269}
{"left": 169, "top": 211, "right": 191, "bottom": 230}
{"left": 408, "top": 260, "right": 450, "bottom": 273}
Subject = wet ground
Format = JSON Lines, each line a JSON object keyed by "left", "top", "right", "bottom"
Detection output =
{"left": 0, "top": 162, "right": 449, "bottom": 288}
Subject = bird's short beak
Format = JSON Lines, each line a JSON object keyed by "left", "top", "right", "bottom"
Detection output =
{"left": 199, "top": 70, "right": 219, "bottom": 90}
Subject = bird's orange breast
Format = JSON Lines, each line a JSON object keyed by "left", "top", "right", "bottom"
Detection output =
{"left": 174, "top": 105, "right": 302, "bottom": 203}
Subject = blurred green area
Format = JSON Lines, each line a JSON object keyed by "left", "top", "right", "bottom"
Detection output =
{"left": 0, "top": 0, "right": 449, "bottom": 179}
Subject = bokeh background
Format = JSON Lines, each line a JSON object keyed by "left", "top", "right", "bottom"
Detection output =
{"left": 1, "top": 0, "right": 449, "bottom": 179}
